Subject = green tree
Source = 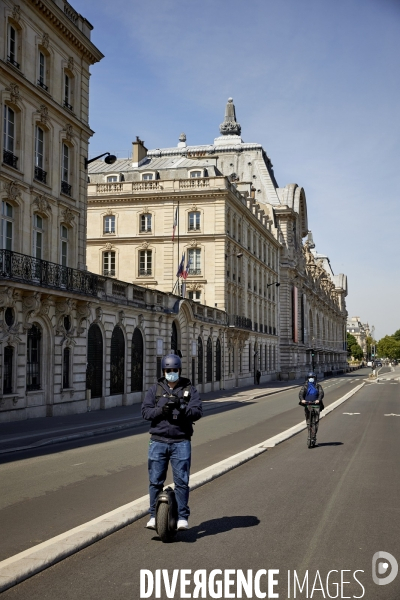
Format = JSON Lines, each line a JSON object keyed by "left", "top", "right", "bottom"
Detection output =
{"left": 347, "top": 333, "right": 358, "bottom": 357}
{"left": 350, "top": 344, "right": 363, "bottom": 361}
{"left": 377, "top": 336, "right": 400, "bottom": 360}
{"left": 392, "top": 329, "right": 400, "bottom": 342}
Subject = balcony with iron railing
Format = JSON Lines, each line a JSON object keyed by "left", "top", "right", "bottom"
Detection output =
{"left": 0, "top": 249, "right": 103, "bottom": 296}
{"left": 103, "top": 269, "right": 115, "bottom": 277}
{"left": 34, "top": 166, "right": 47, "bottom": 184}
{"left": 37, "top": 78, "right": 48, "bottom": 91}
{"left": 61, "top": 181, "right": 72, "bottom": 196}
{"left": 3, "top": 150, "right": 18, "bottom": 169}
{"left": 139, "top": 269, "right": 152, "bottom": 276}
{"left": 188, "top": 268, "right": 201, "bottom": 276}
{"left": 7, "top": 56, "right": 20, "bottom": 69}
{"left": 227, "top": 314, "right": 252, "bottom": 330}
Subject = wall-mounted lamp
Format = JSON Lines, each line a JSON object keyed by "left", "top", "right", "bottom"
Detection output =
{"left": 85, "top": 152, "right": 117, "bottom": 169}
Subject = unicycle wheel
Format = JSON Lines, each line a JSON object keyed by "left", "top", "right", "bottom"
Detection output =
{"left": 156, "top": 502, "right": 176, "bottom": 543}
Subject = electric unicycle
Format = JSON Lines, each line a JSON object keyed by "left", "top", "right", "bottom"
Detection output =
{"left": 155, "top": 486, "right": 178, "bottom": 542}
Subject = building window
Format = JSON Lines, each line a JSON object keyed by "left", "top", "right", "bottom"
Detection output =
{"left": 188, "top": 290, "right": 201, "bottom": 302}
{"left": 1, "top": 201, "right": 13, "bottom": 250}
{"left": 60, "top": 225, "right": 68, "bottom": 266}
{"left": 140, "top": 213, "right": 152, "bottom": 232}
{"left": 7, "top": 24, "right": 19, "bottom": 68}
{"left": 188, "top": 211, "right": 200, "bottom": 231}
{"left": 142, "top": 173, "right": 153, "bottom": 180}
{"left": 3, "top": 105, "right": 18, "bottom": 169}
{"left": 139, "top": 249, "right": 152, "bottom": 276}
{"left": 63, "top": 347, "right": 70, "bottom": 389}
{"left": 61, "top": 143, "right": 71, "bottom": 196}
{"left": 190, "top": 170, "right": 202, "bottom": 178}
{"left": 27, "top": 324, "right": 41, "bottom": 390}
{"left": 106, "top": 175, "right": 118, "bottom": 183}
{"left": 34, "top": 125, "right": 47, "bottom": 183}
{"left": 103, "top": 251, "right": 115, "bottom": 276}
{"left": 3, "top": 346, "right": 13, "bottom": 394}
{"left": 197, "top": 337, "right": 203, "bottom": 384}
{"left": 64, "top": 73, "right": 73, "bottom": 110}
{"left": 104, "top": 215, "right": 115, "bottom": 234}
{"left": 33, "top": 214, "right": 44, "bottom": 259}
{"left": 188, "top": 248, "right": 201, "bottom": 275}
{"left": 110, "top": 326, "right": 125, "bottom": 395}
{"left": 37, "top": 51, "right": 48, "bottom": 90}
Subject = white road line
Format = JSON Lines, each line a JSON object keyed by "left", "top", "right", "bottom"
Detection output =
{"left": 0, "top": 382, "right": 365, "bottom": 593}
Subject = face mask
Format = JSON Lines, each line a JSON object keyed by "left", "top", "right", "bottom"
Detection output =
{"left": 308, "top": 378, "right": 315, "bottom": 383}
{"left": 165, "top": 372, "right": 179, "bottom": 383}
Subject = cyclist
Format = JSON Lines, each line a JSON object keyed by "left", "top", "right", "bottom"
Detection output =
{"left": 142, "top": 352, "right": 202, "bottom": 531}
{"left": 299, "top": 372, "right": 325, "bottom": 446}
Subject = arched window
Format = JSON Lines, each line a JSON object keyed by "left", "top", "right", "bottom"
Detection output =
{"left": 110, "top": 326, "right": 125, "bottom": 395}
{"left": 86, "top": 324, "right": 103, "bottom": 398}
{"left": 27, "top": 323, "right": 42, "bottom": 390}
{"left": 63, "top": 347, "right": 70, "bottom": 388}
{"left": 216, "top": 338, "right": 221, "bottom": 382}
{"left": 171, "top": 322, "right": 178, "bottom": 353}
{"left": 206, "top": 337, "right": 213, "bottom": 383}
{"left": 131, "top": 328, "right": 143, "bottom": 392}
{"left": 3, "top": 346, "right": 13, "bottom": 393}
{"left": 197, "top": 337, "right": 203, "bottom": 384}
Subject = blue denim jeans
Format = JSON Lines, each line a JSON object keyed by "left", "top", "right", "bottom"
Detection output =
{"left": 148, "top": 440, "right": 191, "bottom": 520}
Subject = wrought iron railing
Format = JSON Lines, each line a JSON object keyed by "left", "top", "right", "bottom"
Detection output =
{"left": 139, "top": 269, "right": 152, "bottom": 276}
{"left": 61, "top": 181, "right": 72, "bottom": 196}
{"left": 3, "top": 150, "right": 18, "bottom": 169}
{"left": 63, "top": 100, "right": 73, "bottom": 111}
{"left": 103, "top": 269, "right": 115, "bottom": 277}
{"left": 7, "top": 56, "right": 20, "bottom": 69}
{"left": 188, "top": 268, "right": 201, "bottom": 275}
{"left": 37, "top": 79, "right": 48, "bottom": 91}
{"left": 0, "top": 250, "right": 103, "bottom": 296}
{"left": 34, "top": 166, "right": 47, "bottom": 184}
{"left": 227, "top": 315, "right": 252, "bottom": 330}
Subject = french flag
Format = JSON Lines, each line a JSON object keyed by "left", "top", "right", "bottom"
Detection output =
{"left": 172, "top": 206, "right": 178, "bottom": 241}
{"left": 176, "top": 252, "right": 185, "bottom": 278}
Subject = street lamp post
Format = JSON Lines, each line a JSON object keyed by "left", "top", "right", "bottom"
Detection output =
{"left": 84, "top": 152, "right": 117, "bottom": 169}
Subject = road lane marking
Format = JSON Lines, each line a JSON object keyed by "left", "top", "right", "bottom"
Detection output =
{"left": 384, "top": 414, "right": 400, "bottom": 417}
{"left": 343, "top": 412, "right": 360, "bottom": 415}
{"left": 0, "top": 382, "right": 365, "bottom": 594}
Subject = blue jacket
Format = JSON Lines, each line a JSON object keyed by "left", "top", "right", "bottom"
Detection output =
{"left": 141, "top": 377, "right": 202, "bottom": 442}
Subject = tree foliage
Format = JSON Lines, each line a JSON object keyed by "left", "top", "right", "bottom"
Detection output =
{"left": 377, "top": 336, "right": 400, "bottom": 360}
{"left": 392, "top": 329, "right": 400, "bottom": 342}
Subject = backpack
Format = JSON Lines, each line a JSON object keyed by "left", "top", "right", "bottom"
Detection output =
{"left": 305, "top": 381, "right": 319, "bottom": 402}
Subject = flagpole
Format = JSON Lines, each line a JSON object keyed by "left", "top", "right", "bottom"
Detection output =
{"left": 177, "top": 197, "right": 180, "bottom": 295}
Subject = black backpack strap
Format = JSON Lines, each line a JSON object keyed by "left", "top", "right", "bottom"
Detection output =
{"left": 155, "top": 383, "right": 168, "bottom": 406}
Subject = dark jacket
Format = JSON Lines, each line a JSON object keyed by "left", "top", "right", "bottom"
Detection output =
{"left": 141, "top": 377, "right": 202, "bottom": 442}
{"left": 298, "top": 382, "right": 325, "bottom": 410}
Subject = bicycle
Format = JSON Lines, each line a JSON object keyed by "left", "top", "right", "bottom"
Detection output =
{"left": 304, "top": 402, "right": 320, "bottom": 448}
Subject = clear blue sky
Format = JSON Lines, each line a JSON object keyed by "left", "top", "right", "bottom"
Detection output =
{"left": 73, "top": 0, "right": 400, "bottom": 340}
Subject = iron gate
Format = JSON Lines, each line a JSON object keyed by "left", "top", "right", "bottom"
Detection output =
{"left": 216, "top": 338, "right": 221, "bottom": 382}
{"left": 131, "top": 328, "right": 143, "bottom": 392}
{"left": 86, "top": 324, "right": 103, "bottom": 398}
{"left": 110, "top": 326, "right": 125, "bottom": 395}
{"left": 197, "top": 337, "right": 203, "bottom": 384}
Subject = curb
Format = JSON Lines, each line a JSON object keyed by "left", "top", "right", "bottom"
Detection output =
{"left": 0, "top": 385, "right": 300, "bottom": 456}
{"left": 0, "top": 381, "right": 364, "bottom": 593}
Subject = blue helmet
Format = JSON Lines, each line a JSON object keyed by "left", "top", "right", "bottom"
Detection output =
{"left": 161, "top": 353, "right": 182, "bottom": 371}
{"left": 307, "top": 372, "right": 317, "bottom": 380}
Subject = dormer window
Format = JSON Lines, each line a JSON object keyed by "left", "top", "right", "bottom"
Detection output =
{"left": 107, "top": 175, "right": 118, "bottom": 183}
{"left": 190, "top": 170, "right": 202, "bottom": 178}
{"left": 142, "top": 173, "right": 154, "bottom": 180}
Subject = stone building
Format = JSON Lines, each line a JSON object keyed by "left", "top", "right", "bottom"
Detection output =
{"left": 0, "top": 5, "right": 272, "bottom": 422}
{"left": 346, "top": 317, "right": 371, "bottom": 357}
{"left": 87, "top": 99, "right": 348, "bottom": 380}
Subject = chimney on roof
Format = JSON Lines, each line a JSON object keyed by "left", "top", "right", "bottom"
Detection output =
{"left": 132, "top": 136, "right": 148, "bottom": 167}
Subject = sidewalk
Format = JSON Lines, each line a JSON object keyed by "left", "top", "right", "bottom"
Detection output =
{"left": 0, "top": 379, "right": 304, "bottom": 455}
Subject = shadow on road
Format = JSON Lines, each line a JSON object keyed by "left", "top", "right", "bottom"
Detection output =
{"left": 152, "top": 515, "right": 260, "bottom": 544}
{"left": 316, "top": 442, "right": 344, "bottom": 447}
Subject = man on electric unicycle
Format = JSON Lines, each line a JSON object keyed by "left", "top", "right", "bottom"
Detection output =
{"left": 298, "top": 372, "right": 325, "bottom": 447}
{"left": 142, "top": 352, "right": 202, "bottom": 532}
